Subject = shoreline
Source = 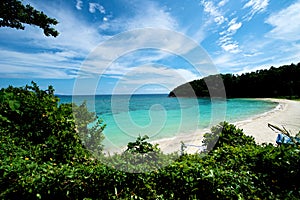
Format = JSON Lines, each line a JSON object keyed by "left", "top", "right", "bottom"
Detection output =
{"left": 236, "top": 98, "right": 300, "bottom": 145}
{"left": 154, "top": 98, "right": 300, "bottom": 154}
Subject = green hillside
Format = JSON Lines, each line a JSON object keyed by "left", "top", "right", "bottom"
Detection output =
{"left": 169, "top": 63, "right": 300, "bottom": 98}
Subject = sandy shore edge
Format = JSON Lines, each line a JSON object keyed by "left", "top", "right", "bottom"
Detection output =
{"left": 154, "top": 99, "right": 300, "bottom": 154}
{"left": 236, "top": 99, "right": 300, "bottom": 145}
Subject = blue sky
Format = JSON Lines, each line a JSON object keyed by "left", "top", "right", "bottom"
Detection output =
{"left": 0, "top": 0, "right": 300, "bottom": 94}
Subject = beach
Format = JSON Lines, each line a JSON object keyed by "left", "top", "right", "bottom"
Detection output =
{"left": 236, "top": 99, "right": 300, "bottom": 144}
{"left": 156, "top": 99, "right": 300, "bottom": 154}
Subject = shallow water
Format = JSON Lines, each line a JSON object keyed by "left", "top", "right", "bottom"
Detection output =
{"left": 58, "top": 95, "right": 278, "bottom": 150}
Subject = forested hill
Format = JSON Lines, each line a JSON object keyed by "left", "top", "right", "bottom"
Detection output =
{"left": 169, "top": 63, "right": 300, "bottom": 98}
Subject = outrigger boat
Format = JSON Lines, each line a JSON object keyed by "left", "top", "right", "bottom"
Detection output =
{"left": 268, "top": 123, "right": 300, "bottom": 145}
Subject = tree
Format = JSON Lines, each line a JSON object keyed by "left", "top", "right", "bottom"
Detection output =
{"left": 169, "top": 62, "right": 300, "bottom": 99}
{"left": 0, "top": 0, "right": 59, "bottom": 37}
{"left": 0, "top": 82, "right": 105, "bottom": 162}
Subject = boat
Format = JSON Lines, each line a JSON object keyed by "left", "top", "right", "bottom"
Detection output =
{"left": 268, "top": 123, "right": 300, "bottom": 145}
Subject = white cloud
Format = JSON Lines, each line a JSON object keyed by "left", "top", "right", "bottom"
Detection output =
{"left": 218, "top": 18, "right": 242, "bottom": 53}
{"left": 200, "top": 0, "right": 300, "bottom": 75}
{"left": 220, "top": 43, "right": 239, "bottom": 53}
{"left": 227, "top": 18, "right": 242, "bottom": 34}
{"left": 243, "top": 0, "right": 269, "bottom": 20}
{"left": 99, "top": 1, "right": 177, "bottom": 32}
{"left": 218, "top": 0, "right": 229, "bottom": 7}
{"left": 201, "top": 0, "right": 226, "bottom": 25}
{"left": 0, "top": 0, "right": 179, "bottom": 82}
{"left": 0, "top": 49, "right": 81, "bottom": 78}
{"left": 214, "top": 16, "right": 226, "bottom": 25}
{"left": 76, "top": 27, "right": 219, "bottom": 85}
{"left": 191, "top": 0, "right": 225, "bottom": 42}
{"left": 212, "top": 32, "right": 300, "bottom": 75}
{"left": 0, "top": 4, "right": 107, "bottom": 79}
{"left": 211, "top": 52, "right": 253, "bottom": 74}
{"left": 200, "top": 1, "right": 242, "bottom": 53}
{"left": 175, "top": 68, "right": 199, "bottom": 82}
{"left": 43, "top": 8, "right": 106, "bottom": 52}
{"left": 112, "top": 65, "right": 199, "bottom": 94}
{"left": 89, "top": 3, "right": 105, "bottom": 14}
{"left": 129, "top": 6, "right": 177, "bottom": 30}
{"left": 10, "top": 3, "right": 106, "bottom": 53}
{"left": 75, "top": 0, "right": 83, "bottom": 10}
{"left": 265, "top": 1, "right": 300, "bottom": 41}
{"left": 218, "top": 35, "right": 231, "bottom": 43}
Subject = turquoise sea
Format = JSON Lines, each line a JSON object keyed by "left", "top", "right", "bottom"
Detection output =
{"left": 59, "top": 95, "right": 278, "bottom": 151}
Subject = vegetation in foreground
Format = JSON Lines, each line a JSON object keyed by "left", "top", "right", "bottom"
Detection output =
{"left": 1, "top": 83, "right": 300, "bottom": 199}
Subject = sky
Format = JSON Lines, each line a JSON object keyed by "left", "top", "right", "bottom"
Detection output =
{"left": 0, "top": 0, "right": 300, "bottom": 94}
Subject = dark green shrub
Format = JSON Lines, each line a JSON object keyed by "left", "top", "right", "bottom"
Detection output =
{"left": 203, "top": 121, "right": 256, "bottom": 151}
{"left": 73, "top": 102, "right": 106, "bottom": 157}
{"left": 102, "top": 135, "right": 177, "bottom": 173}
{"left": 0, "top": 82, "right": 104, "bottom": 162}
{"left": 0, "top": 83, "right": 106, "bottom": 199}
{"left": 1, "top": 83, "right": 300, "bottom": 199}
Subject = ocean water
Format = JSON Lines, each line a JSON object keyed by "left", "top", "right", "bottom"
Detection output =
{"left": 58, "top": 94, "right": 278, "bottom": 150}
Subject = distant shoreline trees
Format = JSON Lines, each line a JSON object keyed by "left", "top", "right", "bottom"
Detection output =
{"left": 169, "top": 63, "right": 300, "bottom": 99}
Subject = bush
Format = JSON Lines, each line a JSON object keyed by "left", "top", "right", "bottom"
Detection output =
{"left": 203, "top": 121, "right": 256, "bottom": 151}
{"left": 0, "top": 82, "right": 105, "bottom": 162}
{"left": 1, "top": 83, "right": 300, "bottom": 199}
{"left": 101, "top": 135, "right": 178, "bottom": 173}
{"left": 0, "top": 83, "right": 107, "bottom": 198}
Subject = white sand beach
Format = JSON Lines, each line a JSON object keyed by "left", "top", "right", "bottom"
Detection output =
{"left": 156, "top": 99, "right": 300, "bottom": 154}
{"left": 236, "top": 99, "right": 300, "bottom": 144}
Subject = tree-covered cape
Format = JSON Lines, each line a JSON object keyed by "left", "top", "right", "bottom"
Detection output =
{"left": 169, "top": 63, "right": 300, "bottom": 98}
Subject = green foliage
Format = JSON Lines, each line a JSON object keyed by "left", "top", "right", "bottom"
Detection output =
{"left": 203, "top": 121, "right": 256, "bottom": 150}
{"left": 73, "top": 102, "right": 106, "bottom": 156}
{"left": 169, "top": 76, "right": 210, "bottom": 97}
{"left": 102, "top": 135, "right": 177, "bottom": 173}
{"left": 124, "top": 135, "right": 161, "bottom": 170}
{"left": 0, "top": 0, "right": 59, "bottom": 37}
{"left": 0, "top": 82, "right": 104, "bottom": 162}
{"left": 170, "top": 62, "right": 300, "bottom": 98}
{"left": 126, "top": 135, "right": 160, "bottom": 154}
{"left": 1, "top": 83, "right": 300, "bottom": 199}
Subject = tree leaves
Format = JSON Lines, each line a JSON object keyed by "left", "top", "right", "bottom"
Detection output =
{"left": 170, "top": 63, "right": 300, "bottom": 98}
{"left": 8, "top": 100, "right": 20, "bottom": 111}
{"left": 1, "top": 83, "right": 300, "bottom": 199}
{"left": 0, "top": 0, "right": 59, "bottom": 37}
